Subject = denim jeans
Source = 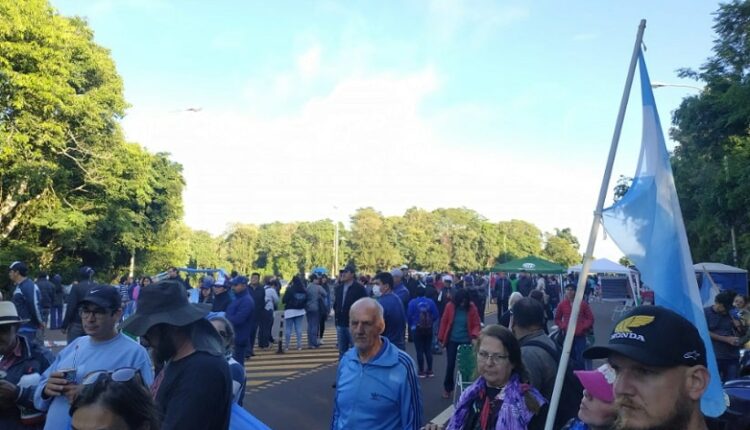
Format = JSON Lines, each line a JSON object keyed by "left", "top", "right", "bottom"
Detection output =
{"left": 306, "top": 311, "right": 320, "bottom": 347}
{"left": 336, "top": 325, "right": 353, "bottom": 358}
{"left": 571, "top": 335, "right": 588, "bottom": 370}
{"left": 284, "top": 315, "right": 304, "bottom": 350}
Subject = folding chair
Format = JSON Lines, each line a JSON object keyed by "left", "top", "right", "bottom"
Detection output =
{"left": 454, "top": 344, "right": 477, "bottom": 405}
{"left": 611, "top": 298, "right": 634, "bottom": 321}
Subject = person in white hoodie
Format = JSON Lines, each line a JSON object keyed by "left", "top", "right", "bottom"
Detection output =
{"left": 259, "top": 276, "right": 280, "bottom": 348}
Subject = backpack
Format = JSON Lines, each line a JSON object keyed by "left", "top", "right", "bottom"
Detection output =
{"left": 524, "top": 339, "right": 584, "bottom": 430}
{"left": 416, "top": 300, "right": 433, "bottom": 334}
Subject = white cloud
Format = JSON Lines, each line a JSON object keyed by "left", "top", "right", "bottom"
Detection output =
{"left": 427, "top": 0, "right": 529, "bottom": 44}
{"left": 297, "top": 45, "right": 321, "bottom": 79}
{"left": 122, "top": 66, "right": 625, "bottom": 261}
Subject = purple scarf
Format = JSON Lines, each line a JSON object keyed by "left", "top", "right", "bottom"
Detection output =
{"left": 446, "top": 374, "right": 547, "bottom": 430}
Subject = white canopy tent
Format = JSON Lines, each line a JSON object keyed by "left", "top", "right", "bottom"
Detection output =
{"left": 569, "top": 258, "right": 641, "bottom": 301}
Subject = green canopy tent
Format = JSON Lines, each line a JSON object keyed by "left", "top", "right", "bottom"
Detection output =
{"left": 490, "top": 256, "right": 566, "bottom": 274}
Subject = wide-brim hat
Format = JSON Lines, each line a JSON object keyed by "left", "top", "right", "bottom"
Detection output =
{"left": 0, "top": 302, "right": 28, "bottom": 325}
{"left": 121, "top": 280, "right": 210, "bottom": 336}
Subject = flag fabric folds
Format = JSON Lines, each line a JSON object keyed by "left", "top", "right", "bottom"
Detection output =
{"left": 601, "top": 50, "right": 726, "bottom": 417}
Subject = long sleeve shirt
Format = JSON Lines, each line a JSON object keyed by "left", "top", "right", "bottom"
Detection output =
{"left": 554, "top": 299, "right": 594, "bottom": 337}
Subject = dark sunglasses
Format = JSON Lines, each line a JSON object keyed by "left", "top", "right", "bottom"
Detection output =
{"left": 82, "top": 367, "right": 140, "bottom": 385}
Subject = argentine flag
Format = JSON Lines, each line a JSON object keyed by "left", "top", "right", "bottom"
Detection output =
{"left": 601, "top": 50, "right": 726, "bottom": 416}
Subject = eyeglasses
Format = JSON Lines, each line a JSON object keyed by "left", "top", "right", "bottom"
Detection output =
{"left": 82, "top": 367, "right": 140, "bottom": 385}
{"left": 477, "top": 350, "right": 509, "bottom": 364}
{"left": 78, "top": 308, "right": 110, "bottom": 318}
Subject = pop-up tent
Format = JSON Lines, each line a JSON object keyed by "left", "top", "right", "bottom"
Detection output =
{"left": 694, "top": 262, "right": 748, "bottom": 296}
{"left": 491, "top": 256, "right": 566, "bottom": 274}
{"left": 569, "top": 258, "right": 641, "bottom": 301}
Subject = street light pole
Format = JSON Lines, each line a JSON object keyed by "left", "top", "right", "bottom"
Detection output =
{"left": 650, "top": 81, "right": 703, "bottom": 91}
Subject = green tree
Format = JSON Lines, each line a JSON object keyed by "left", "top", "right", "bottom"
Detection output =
{"left": 496, "top": 220, "right": 543, "bottom": 262}
{"left": 543, "top": 228, "right": 581, "bottom": 267}
{"left": 671, "top": 0, "right": 750, "bottom": 269}
{"left": 0, "top": 1, "right": 186, "bottom": 283}
{"left": 223, "top": 223, "right": 260, "bottom": 275}
{"left": 349, "top": 208, "right": 402, "bottom": 273}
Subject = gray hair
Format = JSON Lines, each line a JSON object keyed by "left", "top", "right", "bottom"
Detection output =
{"left": 207, "top": 315, "right": 235, "bottom": 356}
{"left": 508, "top": 292, "right": 524, "bottom": 308}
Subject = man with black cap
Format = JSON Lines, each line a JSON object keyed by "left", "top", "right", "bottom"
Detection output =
{"left": 583, "top": 305, "right": 711, "bottom": 430}
{"left": 121, "top": 280, "right": 232, "bottom": 430}
{"left": 8, "top": 261, "right": 44, "bottom": 344}
{"left": 61, "top": 266, "right": 97, "bottom": 343}
{"left": 35, "top": 285, "right": 154, "bottom": 430}
{"left": 334, "top": 263, "right": 367, "bottom": 359}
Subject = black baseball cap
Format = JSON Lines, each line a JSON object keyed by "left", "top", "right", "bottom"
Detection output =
{"left": 584, "top": 305, "right": 707, "bottom": 367}
{"left": 80, "top": 285, "right": 122, "bottom": 310}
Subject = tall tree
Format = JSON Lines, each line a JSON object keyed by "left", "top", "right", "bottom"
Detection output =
{"left": 672, "top": 0, "right": 750, "bottom": 269}
{"left": 0, "top": 0, "right": 186, "bottom": 284}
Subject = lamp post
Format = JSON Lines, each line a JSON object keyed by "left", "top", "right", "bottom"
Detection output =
{"left": 650, "top": 81, "right": 704, "bottom": 91}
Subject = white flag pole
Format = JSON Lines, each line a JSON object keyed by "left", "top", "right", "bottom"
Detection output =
{"left": 543, "top": 19, "right": 647, "bottom": 430}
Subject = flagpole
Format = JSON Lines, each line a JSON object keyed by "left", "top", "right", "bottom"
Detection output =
{"left": 544, "top": 19, "right": 646, "bottom": 430}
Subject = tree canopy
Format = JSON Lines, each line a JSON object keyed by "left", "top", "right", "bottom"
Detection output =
{"left": 0, "top": 0, "right": 184, "bottom": 286}
{"left": 671, "top": 0, "right": 750, "bottom": 270}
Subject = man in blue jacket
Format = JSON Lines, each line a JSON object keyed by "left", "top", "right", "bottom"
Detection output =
{"left": 331, "top": 297, "right": 422, "bottom": 430}
{"left": 373, "top": 272, "right": 406, "bottom": 350}
{"left": 226, "top": 276, "right": 254, "bottom": 367}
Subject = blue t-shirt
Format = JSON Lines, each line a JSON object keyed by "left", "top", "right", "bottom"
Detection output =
{"left": 34, "top": 333, "right": 154, "bottom": 430}
{"left": 378, "top": 293, "right": 406, "bottom": 349}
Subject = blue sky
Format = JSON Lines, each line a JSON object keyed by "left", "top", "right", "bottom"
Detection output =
{"left": 51, "top": 0, "right": 721, "bottom": 261}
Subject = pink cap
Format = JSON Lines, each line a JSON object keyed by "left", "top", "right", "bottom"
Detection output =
{"left": 573, "top": 364, "right": 615, "bottom": 403}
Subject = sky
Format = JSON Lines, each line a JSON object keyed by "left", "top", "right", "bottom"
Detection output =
{"left": 51, "top": 0, "right": 721, "bottom": 262}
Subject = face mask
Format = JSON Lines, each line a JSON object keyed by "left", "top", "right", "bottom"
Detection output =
{"left": 372, "top": 285, "right": 382, "bottom": 297}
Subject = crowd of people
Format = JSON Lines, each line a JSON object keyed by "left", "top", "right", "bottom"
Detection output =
{"left": 1, "top": 258, "right": 749, "bottom": 429}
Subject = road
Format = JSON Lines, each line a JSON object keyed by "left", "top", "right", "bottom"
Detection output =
{"left": 43, "top": 300, "right": 623, "bottom": 429}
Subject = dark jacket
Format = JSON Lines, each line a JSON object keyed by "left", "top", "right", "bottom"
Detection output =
{"left": 35, "top": 278, "right": 54, "bottom": 310}
{"left": 250, "top": 285, "right": 266, "bottom": 314}
{"left": 51, "top": 277, "right": 64, "bottom": 307}
{"left": 333, "top": 281, "right": 367, "bottom": 327}
{"left": 518, "top": 276, "right": 534, "bottom": 297}
{"left": 0, "top": 336, "right": 54, "bottom": 429}
{"left": 226, "top": 289, "right": 254, "bottom": 346}
{"left": 282, "top": 284, "right": 308, "bottom": 310}
{"left": 62, "top": 280, "right": 96, "bottom": 329}
{"left": 495, "top": 277, "right": 512, "bottom": 302}
{"left": 12, "top": 279, "right": 43, "bottom": 330}
{"left": 212, "top": 291, "right": 232, "bottom": 313}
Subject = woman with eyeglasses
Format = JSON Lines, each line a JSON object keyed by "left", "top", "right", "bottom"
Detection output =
{"left": 208, "top": 315, "right": 246, "bottom": 405}
{"left": 424, "top": 325, "right": 546, "bottom": 430}
{"left": 69, "top": 368, "right": 159, "bottom": 430}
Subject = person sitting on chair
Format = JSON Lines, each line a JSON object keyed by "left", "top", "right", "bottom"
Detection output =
{"left": 423, "top": 324, "right": 546, "bottom": 430}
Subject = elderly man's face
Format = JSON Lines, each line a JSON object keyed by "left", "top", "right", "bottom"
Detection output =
{"left": 609, "top": 354, "right": 700, "bottom": 430}
{"left": 349, "top": 303, "right": 384, "bottom": 353}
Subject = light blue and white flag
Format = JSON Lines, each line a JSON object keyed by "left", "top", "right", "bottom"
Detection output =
{"left": 699, "top": 268, "right": 720, "bottom": 307}
{"left": 601, "top": 50, "right": 726, "bottom": 416}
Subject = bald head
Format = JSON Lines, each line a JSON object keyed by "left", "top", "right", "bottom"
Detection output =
{"left": 350, "top": 297, "right": 384, "bottom": 322}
